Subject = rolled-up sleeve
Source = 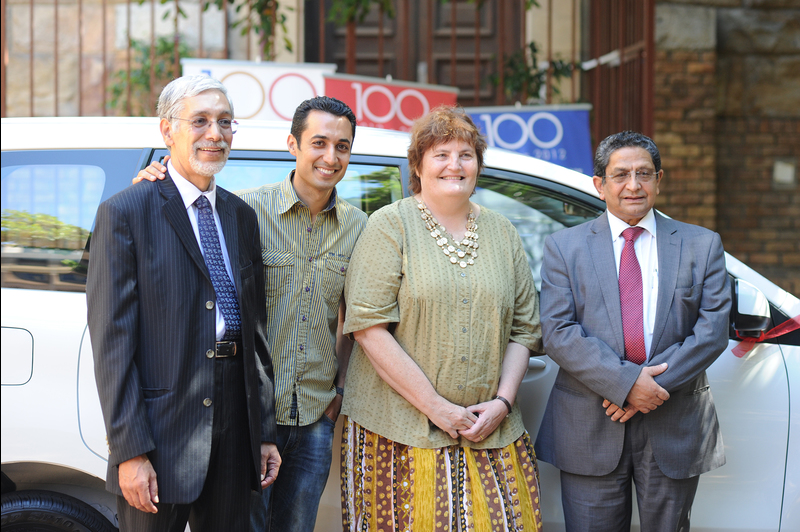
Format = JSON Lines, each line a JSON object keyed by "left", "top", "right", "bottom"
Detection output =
{"left": 344, "top": 204, "right": 404, "bottom": 335}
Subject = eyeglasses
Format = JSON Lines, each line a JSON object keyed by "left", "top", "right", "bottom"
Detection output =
{"left": 604, "top": 170, "right": 658, "bottom": 184}
{"left": 171, "top": 116, "right": 238, "bottom": 134}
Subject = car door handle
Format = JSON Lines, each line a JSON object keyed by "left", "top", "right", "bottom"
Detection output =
{"left": 528, "top": 358, "right": 546, "bottom": 370}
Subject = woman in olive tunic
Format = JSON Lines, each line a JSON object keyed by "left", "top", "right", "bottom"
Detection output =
{"left": 341, "top": 106, "right": 544, "bottom": 531}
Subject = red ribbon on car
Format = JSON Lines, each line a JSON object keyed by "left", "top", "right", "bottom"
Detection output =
{"left": 733, "top": 315, "right": 800, "bottom": 358}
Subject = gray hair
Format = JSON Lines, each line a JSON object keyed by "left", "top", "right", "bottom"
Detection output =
{"left": 593, "top": 131, "right": 661, "bottom": 179}
{"left": 156, "top": 75, "right": 234, "bottom": 122}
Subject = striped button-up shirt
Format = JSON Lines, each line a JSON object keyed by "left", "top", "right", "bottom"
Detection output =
{"left": 238, "top": 172, "right": 367, "bottom": 426}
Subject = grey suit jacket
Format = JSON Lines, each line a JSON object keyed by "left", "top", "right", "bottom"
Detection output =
{"left": 534, "top": 211, "right": 731, "bottom": 479}
{"left": 87, "top": 173, "right": 276, "bottom": 503}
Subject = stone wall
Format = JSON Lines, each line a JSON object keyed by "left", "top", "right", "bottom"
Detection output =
{"left": 717, "top": 117, "right": 800, "bottom": 295}
{"left": 653, "top": 4, "right": 719, "bottom": 230}
{"left": 655, "top": 1, "right": 799, "bottom": 296}
{"left": 715, "top": 4, "right": 800, "bottom": 296}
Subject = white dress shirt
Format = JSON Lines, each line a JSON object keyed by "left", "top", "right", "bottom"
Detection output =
{"left": 168, "top": 160, "right": 236, "bottom": 341}
{"left": 607, "top": 209, "right": 659, "bottom": 360}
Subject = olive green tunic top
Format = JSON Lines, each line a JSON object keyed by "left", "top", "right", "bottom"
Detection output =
{"left": 342, "top": 197, "right": 543, "bottom": 449}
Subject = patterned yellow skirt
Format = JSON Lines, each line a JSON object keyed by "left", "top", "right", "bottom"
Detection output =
{"left": 340, "top": 417, "right": 543, "bottom": 531}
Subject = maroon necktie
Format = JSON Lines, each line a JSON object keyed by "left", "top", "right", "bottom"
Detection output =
{"left": 619, "top": 226, "right": 646, "bottom": 365}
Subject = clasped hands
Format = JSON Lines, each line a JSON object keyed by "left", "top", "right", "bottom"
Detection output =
{"left": 428, "top": 396, "right": 508, "bottom": 443}
{"left": 603, "top": 362, "right": 670, "bottom": 423}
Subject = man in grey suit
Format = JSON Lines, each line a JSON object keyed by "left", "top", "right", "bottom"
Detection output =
{"left": 535, "top": 131, "right": 731, "bottom": 531}
{"left": 87, "top": 75, "right": 281, "bottom": 532}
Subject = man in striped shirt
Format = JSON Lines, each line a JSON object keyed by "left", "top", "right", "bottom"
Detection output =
{"left": 136, "top": 96, "right": 366, "bottom": 531}
{"left": 239, "top": 97, "right": 366, "bottom": 532}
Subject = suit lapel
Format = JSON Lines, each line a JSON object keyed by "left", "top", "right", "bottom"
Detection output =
{"left": 216, "top": 187, "right": 242, "bottom": 294}
{"left": 650, "top": 211, "right": 680, "bottom": 356}
{"left": 159, "top": 171, "right": 211, "bottom": 281}
{"left": 587, "top": 212, "right": 626, "bottom": 356}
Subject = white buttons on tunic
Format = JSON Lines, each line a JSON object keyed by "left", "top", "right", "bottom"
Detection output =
{"left": 203, "top": 398, "right": 212, "bottom": 407}
{"left": 206, "top": 349, "right": 214, "bottom": 358}
{"left": 206, "top": 301, "right": 214, "bottom": 310}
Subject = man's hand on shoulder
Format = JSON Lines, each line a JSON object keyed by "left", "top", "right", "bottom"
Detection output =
{"left": 118, "top": 454, "right": 159, "bottom": 513}
{"left": 260, "top": 442, "right": 281, "bottom": 489}
{"left": 132, "top": 156, "right": 170, "bottom": 185}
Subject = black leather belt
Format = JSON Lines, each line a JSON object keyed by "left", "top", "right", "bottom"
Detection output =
{"left": 215, "top": 341, "right": 240, "bottom": 357}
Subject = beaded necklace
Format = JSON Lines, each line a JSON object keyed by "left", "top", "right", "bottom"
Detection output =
{"left": 416, "top": 199, "right": 479, "bottom": 268}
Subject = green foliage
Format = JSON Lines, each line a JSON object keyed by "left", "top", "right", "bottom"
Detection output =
{"left": 108, "top": 36, "right": 190, "bottom": 116}
{"left": 1, "top": 210, "right": 89, "bottom": 250}
{"left": 491, "top": 41, "right": 578, "bottom": 104}
{"left": 208, "top": 0, "right": 293, "bottom": 57}
{"left": 328, "top": 0, "right": 394, "bottom": 26}
{"left": 351, "top": 167, "right": 403, "bottom": 215}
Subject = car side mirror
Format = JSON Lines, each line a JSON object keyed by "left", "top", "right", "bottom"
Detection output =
{"left": 731, "top": 278, "right": 771, "bottom": 338}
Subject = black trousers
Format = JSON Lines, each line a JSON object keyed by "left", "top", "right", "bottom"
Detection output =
{"left": 117, "top": 355, "right": 254, "bottom": 532}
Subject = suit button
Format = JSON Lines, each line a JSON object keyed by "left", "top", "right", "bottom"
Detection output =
{"left": 206, "top": 349, "right": 214, "bottom": 358}
{"left": 206, "top": 301, "right": 214, "bottom": 310}
{"left": 462, "top": 327, "right": 467, "bottom": 333}
{"left": 457, "top": 385, "right": 463, "bottom": 390}
{"left": 203, "top": 398, "right": 212, "bottom": 407}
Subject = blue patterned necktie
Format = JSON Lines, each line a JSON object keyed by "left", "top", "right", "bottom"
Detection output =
{"left": 194, "top": 195, "right": 241, "bottom": 341}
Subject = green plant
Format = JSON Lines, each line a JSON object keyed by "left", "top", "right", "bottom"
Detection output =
{"left": 206, "top": 0, "right": 293, "bottom": 58}
{"left": 328, "top": 0, "right": 394, "bottom": 26}
{"left": 491, "top": 41, "right": 577, "bottom": 104}
{"left": 108, "top": 36, "right": 190, "bottom": 116}
{"left": 1, "top": 210, "right": 88, "bottom": 250}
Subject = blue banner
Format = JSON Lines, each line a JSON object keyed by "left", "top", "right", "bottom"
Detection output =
{"left": 466, "top": 104, "right": 593, "bottom": 176}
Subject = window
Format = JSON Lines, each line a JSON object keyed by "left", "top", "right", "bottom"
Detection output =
{"left": 1, "top": 149, "right": 144, "bottom": 291}
{"left": 1, "top": 164, "right": 104, "bottom": 291}
{"left": 475, "top": 175, "right": 602, "bottom": 288}
{"left": 216, "top": 157, "right": 403, "bottom": 216}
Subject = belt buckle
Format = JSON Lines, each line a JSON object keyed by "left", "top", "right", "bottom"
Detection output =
{"left": 215, "top": 341, "right": 238, "bottom": 357}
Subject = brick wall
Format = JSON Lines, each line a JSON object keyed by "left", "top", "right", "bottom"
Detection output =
{"left": 653, "top": 49, "right": 718, "bottom": 231}
{"left": 717, "top": 118, "right": 800, "bottom": 296}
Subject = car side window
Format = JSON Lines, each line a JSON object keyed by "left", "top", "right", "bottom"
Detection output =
{"left": 475, "top": 175, "right": 602, "bottom": 289}
{"left": 2, "top": 164, "right": 104, "bottom": 291}
{"left": 215, "top": 157, "right": 403, "bottom": 216}
{"left": 1, "top": 149, "right": 143, "bottom": 292}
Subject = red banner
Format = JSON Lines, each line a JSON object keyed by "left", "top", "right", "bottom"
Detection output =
{"left": 324, "top": 74, "right": 459, "bottom": 132}
{"left": 732, "top": 315, "right": 800, "bottom": 357}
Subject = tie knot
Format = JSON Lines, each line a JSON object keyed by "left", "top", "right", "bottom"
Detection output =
{"left": 195, "top": 195, "right": 212, "bottom": 211}
{"left": 622, "top": 226, "right": 644, "bottom": 243}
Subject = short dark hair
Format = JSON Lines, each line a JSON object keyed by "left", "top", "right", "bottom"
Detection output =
{"left": 290, "top": 96, "right": 357, "bottom": 145}
{"left": 594, "top": 130, "right": 661, "bottom": 179}
{"left": 407, "top": 106, "right": 487, "bottom": 195}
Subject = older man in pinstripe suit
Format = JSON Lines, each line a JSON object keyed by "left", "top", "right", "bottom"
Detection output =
{"left": 137, "top": 96, "right": 367, "bottom": 532}
{"left": 87, "top": 75, "right": 280, "bottom": 532}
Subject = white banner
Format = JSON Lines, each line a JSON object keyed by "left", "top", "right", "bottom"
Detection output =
{"left": 181, "top": 59, "right": 338, "bottom": 121}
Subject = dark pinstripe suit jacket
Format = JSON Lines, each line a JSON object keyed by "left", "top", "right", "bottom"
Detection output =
{"left": 87, "top": 172, "right": 276, "bottom": 503}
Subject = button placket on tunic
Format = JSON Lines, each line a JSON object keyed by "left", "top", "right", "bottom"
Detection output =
{"left": 453, "top": 266, "right": 472, "bottom": 403}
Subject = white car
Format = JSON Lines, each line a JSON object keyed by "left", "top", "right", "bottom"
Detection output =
{"left": 2, "top": 117, "right": 798, "bottom": 532}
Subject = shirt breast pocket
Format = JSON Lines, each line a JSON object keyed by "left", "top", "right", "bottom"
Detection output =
{"left": 322, "top": 257, "right": 349, "bottom": 305}
{"left": 263, "top": 251, "right": 294, "bottom": 297}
